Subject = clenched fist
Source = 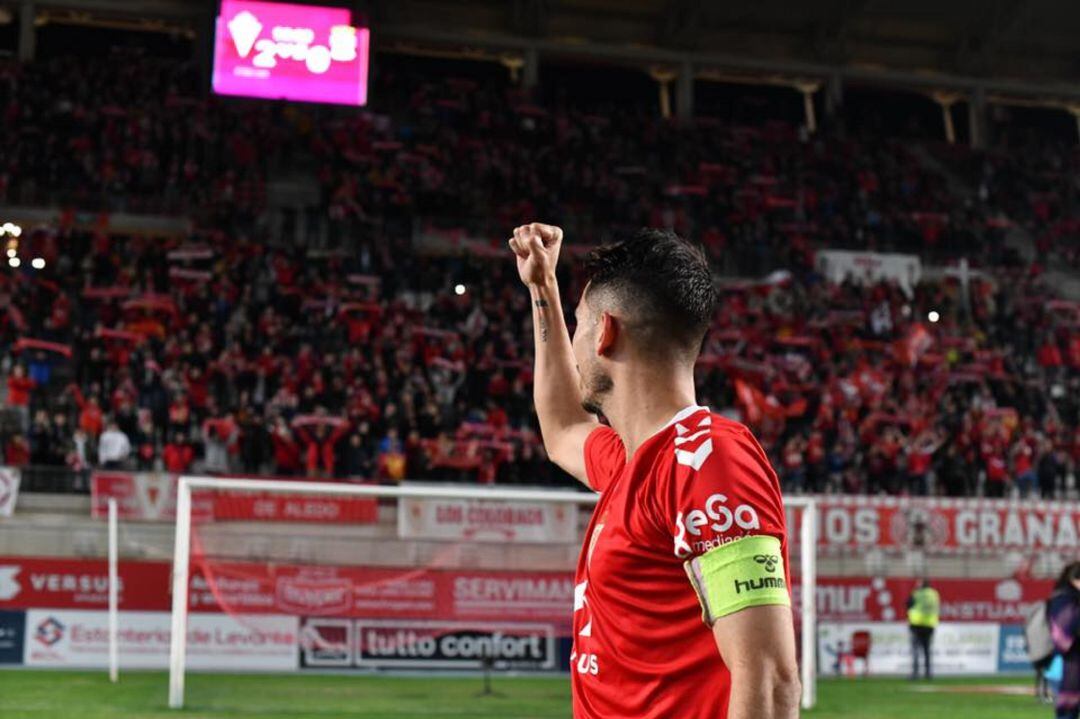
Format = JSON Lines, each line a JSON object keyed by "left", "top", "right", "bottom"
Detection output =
{"left": 508, "top": 222, "right": 563, "bottom": 287}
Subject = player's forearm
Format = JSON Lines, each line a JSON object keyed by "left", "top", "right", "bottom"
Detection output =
{"left": 726, "top": 663, "right": 801, "bottom": 719}
{"left": 529, "top": 279, "right": 592, "bottom": 439}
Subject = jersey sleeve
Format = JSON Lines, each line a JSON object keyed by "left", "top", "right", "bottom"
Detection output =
{"left": 583, "top": 425, "right": 626, "bottom": 493}
{"left": 653, "top": 421, "right": 790, "bottom": 624}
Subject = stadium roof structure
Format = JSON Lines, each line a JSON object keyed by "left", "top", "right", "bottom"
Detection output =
{"left": 12, "top": 0, "right": 1080, "bottom": 103}
{"left": 379, "top": 0, "right": 1080, "bottom": 103}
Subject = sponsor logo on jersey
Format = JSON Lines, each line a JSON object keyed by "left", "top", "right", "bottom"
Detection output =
{"left": 571, "top": 650, "right": 600, "bottom": 676}
{"left": 673, "top": 493, "right": 761, "bottom": 558}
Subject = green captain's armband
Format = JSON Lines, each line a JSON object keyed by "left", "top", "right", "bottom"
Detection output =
{"left": 684, "top": 535, "right": 790, "bottom": 625}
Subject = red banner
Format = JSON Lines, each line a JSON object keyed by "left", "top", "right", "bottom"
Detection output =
{"left": 795, "top": 496, "right": 1080, "bottom": 553}
{"left": 0, "top": 556, "right": 1052, "bottom": 629}
{"left": 210, "top": 492, "right": 378, "bottom": 524}
{"left": 397, "top": 497, "right": 578, "bottom": 544}
{"left": 91, "top": 472, "right": 179, "bottom": 520}
{"left": 794, "top": 576, "right": 1052, "bottom": 625}
{"left": 0, "top": 557, "right": 573, "bottom": 630}
{"left": 90, "top": 472, "right": 377, "bottom": 524}
{"left": 190, "top": 562, "right": 574, "bottom": 630}
{"left": 0, "top": 557, "right": 170, "bottom": 611}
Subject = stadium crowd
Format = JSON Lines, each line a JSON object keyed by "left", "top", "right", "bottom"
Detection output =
{"left": 936, "top": 131, "right": 1080, "bottom": 271}
{"left": 1, "top": 51, "right": 1079, "bottom": 497}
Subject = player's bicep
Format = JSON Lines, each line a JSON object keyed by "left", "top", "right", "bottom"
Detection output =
{"left": 712, "top": 601, "right": 801, "bottom": 719}
{"left": 711, "top": 604, "right": 798, "bottom": 674}
{"left": 685, "top": 535, "right": 797, "bottom": 692}
{"left": 546, "top": 420, "right": 601, "bottom": 488}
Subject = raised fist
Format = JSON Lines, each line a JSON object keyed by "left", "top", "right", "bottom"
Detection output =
{"left": 508, "top": 222, "right": 564, "bottom": 287}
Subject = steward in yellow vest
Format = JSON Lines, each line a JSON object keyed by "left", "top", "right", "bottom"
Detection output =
{"left": 907, "top": 580, "right": 939, "bottom": 680}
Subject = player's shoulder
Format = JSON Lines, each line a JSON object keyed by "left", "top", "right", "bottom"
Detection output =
{"left": 665, "top": 405, "right": 760, "bottom": 462}
{"left": 656, "top": 409, "right": 763, "bottom": 473}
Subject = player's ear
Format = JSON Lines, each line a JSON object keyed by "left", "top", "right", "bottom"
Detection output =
{"left": 596, "top": 311, "right": 618, "bottom": 357}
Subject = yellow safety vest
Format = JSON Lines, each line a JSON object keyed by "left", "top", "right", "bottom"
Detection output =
{"left": 908, "top": 587, "right": 940, "bottom": 628}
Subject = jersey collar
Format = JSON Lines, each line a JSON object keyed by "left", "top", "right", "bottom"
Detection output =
{"left": 663, "top": 404, "right": 709, "bottom": 430}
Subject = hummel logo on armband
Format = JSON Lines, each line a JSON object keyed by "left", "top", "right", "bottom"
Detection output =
{"left": 734, "top": 576, "right": 786, "bottom": 595}
{"left": 754, "top": 554, "right": 779, "bottom": 573}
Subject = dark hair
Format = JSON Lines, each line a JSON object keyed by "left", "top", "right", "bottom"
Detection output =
{"left": 583, "top": 228, "right": 716, "bottom": 359}
{"left": 1056, "top": 561, "right": 1080, "bottom": 592}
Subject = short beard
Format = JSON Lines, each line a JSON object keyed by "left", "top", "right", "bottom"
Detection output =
{"left": 580, "top": 368, "right": 614, "bottom": 418}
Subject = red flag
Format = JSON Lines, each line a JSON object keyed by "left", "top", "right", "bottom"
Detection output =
{"left": 734, "top": 379, "right": 765, "bottom": 425}
{"left": 896, "top": 323, "right": 933, "bottom": 367}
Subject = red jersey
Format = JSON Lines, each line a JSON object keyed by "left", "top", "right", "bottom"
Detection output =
{"left": 1014, "top": 441, "right": 1034, "bottom": 476}
{"left": 907, "top": 449, "right": 932, "bottom": 475}
{"left": 6, "top": 376, "right": 34, "bottom": 407}
{"left": 572, "top": 406, "right": 789, "bottom": 719}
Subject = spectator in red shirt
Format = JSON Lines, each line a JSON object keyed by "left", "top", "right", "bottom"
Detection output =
{"left": 1036, "top": 338, "right": 1062, "bottom": 371}
{"left": 269, "top": 418, "right": 300, "bottom": 475}
{"left": 168, "top": 394, "right": 191, "bottom": 433}
{"left": 1068, "top": 334, "right": 1080, "bottom": 370}
{"left": 983, "top": 433, "right": 1010, "bottom": 498}
{"left": 186, "top": 367, "right": 210, "bottom": 411}
{"left": 1013, "top": 434, "right": 1038, "bottom": 499}
{"left": 293, "top": 417, "right": 350, "bottom": 478}
{"left": 68, "top": 384, "right": 104, "bottom": 438}
{"left": 905, "top": 430, "right": 943, "bottom": 496}
{"left": 6, "top": 364, "right": 35, "bottom": 433}
{"left": 163, "top": 432, "right": 195, "bottom": 474}
{"left": 4, "top": 434, "right": 30, "bottom": 466}
{"left": 485, "top": 401, "right": 509, "bottom": 433}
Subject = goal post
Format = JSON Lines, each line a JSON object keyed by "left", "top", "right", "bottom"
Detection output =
{"left": 166, "top": 476, "right": 817, "bottom": 710}
{"left": 797, "top": 495, "right": 818, "bottom": 710}
{"left": 108, "top": 497, "right": 119, "bottom": 684}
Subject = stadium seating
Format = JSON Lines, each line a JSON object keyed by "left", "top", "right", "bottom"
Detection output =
{"left": 1, "top": 51, "right": 1078, "bottom": 496}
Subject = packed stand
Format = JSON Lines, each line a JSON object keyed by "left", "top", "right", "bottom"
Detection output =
{"left": 2, "top": 221, "right": 1079, "bottom": 497}
{"left": 0, "top": 52, "right": 1022, "bottom": 274}
{"left": 0, "top": 52, "right": 1077, "bottom": 495}
{"left": 0, "top": 225, "right": 566, "bottom": 487}
{"left": 935, "top": 128, "right": 1080, "bottom": 270}
{"left": 0, "top": 51, "right": 281, "bottom": 227}
{"left": 314, "top": 65, "right": 1016, "bottom": 275}
{"left": 699, "top": 268, "right": 1080, "bottom": 498}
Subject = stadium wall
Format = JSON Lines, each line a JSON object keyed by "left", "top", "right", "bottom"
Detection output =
{"left": 0, "top": 474, "right": 1066, "bottom": 676}
{"left": 0, "top": 555, "right": 1045, "bottom": 675}
{"left": 0, "top": 470, "right": 1067, "bottom": 673}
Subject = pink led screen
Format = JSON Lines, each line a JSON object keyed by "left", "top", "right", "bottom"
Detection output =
{"left": 212, "top": 0, "right": 369, "bottom": 106}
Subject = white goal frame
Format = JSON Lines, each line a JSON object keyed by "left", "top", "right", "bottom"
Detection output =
{"left": 166, "top": 476, "right": 817, "bottom": 710}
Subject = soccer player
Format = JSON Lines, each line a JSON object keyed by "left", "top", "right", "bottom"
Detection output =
{"left": 509, "top": 223, "right": 801, "bottom": 719}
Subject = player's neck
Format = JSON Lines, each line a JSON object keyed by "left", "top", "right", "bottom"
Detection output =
{"left": 605, "top": 370, "right": 698, "bottom": 461}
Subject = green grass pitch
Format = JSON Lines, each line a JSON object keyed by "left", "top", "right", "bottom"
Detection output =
{"left": 0, "top": 670, "right": 1048, "bottom": 718}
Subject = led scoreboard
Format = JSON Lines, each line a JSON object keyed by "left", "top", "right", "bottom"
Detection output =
{"left": 212, "top": 0, "right": 370, "bottom": 106}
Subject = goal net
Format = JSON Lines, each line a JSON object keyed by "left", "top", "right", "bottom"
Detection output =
{"left": 165, "top": 476, "right": 817, "bottom": 710}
